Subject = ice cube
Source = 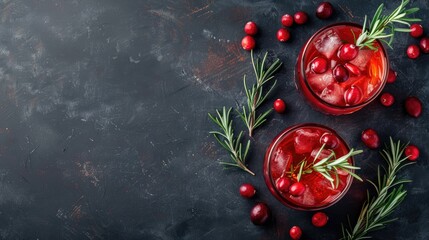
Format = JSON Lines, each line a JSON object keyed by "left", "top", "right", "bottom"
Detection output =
{"left": 314, "top": 29, "right": 342, "bottom": 59}
{"left": 307, "top": 72, "right": 335, "bottom": 93}
{"left": 294, "top": 129, "right": 321, "bottom": 154}
{"left": 350, "top": 50, "right": 373, "bottom": 70}
{"left": 270, "top": 149, "right": 293, "bottom": 179}
{"left": 310, "top": 148, "right": 333, "bottom": 162}
{"left": 319, "top": 83, "right": 344, "bottom": 105}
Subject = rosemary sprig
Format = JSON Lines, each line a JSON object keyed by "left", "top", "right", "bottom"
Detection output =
{"left": 292, "top": 144, "right": 363, "bottom": 189}
{"left": 208, "top": 107, "right": 255, "bottom": 176}
{"left": 341, "top": 138, "right": 414, "bottom": 240}
{"left": 238, "top": 51, "right": 282, "bottom": 137}
{"left": 355, "top": 0, "right": 420, "bottom": 50}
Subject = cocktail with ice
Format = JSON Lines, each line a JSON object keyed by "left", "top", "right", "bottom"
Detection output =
{"left": 295, "top": 23, "right": 389, "bottom": 115}
{"left": 263, "top": 123, "right": 359, "bottom": 210}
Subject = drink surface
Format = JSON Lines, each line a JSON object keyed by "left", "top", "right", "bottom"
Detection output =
{"left": 267, "top": 126, "right": 352, "bottom": 209}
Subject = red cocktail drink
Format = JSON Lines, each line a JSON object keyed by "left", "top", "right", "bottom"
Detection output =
{"left": 263, "top": 124, "right": 355, "bottom": 210}
{"left": 296, "top": 23, "right": 389, "bottom": 115}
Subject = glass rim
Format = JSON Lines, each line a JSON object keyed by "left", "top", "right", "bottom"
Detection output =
{"left": 264, "top": 123, "right": 355, "bottom": 211}
{"left": 299, "top": 22, "right": 390, "bottom": 110}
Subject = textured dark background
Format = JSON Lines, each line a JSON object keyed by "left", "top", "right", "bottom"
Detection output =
{"left": 0, "top": 0, "right": 427, "bottom": 239}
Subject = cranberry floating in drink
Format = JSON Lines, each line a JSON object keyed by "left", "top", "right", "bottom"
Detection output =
{"left": 264, "top": 124, "right": 362, "bottom": 210}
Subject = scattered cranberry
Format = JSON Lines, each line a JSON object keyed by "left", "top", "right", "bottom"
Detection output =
{"left": 344, "top": 86, "right": 362, "bottom": 105}
{"left": 239, "top": 183, "right": 256, "bottom": 198}
{"left": 250, "top": 203, "right": 270, "bottom": 225}
{"left": 410, "top": 24, "right": 424, "bottom": 38}
{"left": 276, "top": 177, "right": 291, "bottom": 192}
{"left": 333, "top": 65, "right": 349, "bottom": 82}
{"left": 277, "top": 28, "right": 291, "bottom": 42}
{"left": 281, "top": 14, "right": 294, "bottom": 27}
{"left": 406, "top": 44, "right": 420, "bottom": 59}
{"left": 241, "top": 35, "right": 256, "bottom": 51}
{"left": 244, "top": 21, "right": 258, "bottom": 36}
{"left": 344, "top": 63, "right": 361, "bottom": 76}
{"left": 294, "top": 11, "right": 308, "bottom": 25}
{"left": 420, "top": 37, "right": 429, "bottom": 53}
{"left": 320, "top": 133, "right": 339, "bottom": 149}
{"left": 311, "top": 57, "right": 328, "bottom": 74}
{"left": 361, "top": 128, "right": 380, "bottom": 149}
{"left": 289, "top": 182, "right": 306, "bottom": 196}
{"left": 338, "top": 43, "right": 359, "bottom": 61}
{"left": 405, "top": 96, "right": 422, "bottom": 118}
{"left": 316, "top": 2, "right": 334, "bottom": 19}
{"left": 289, "top": 226, "right": 303, "bottom": 240}
{"left": 273, "top": 98, "right": 286, "bottom": 113}
{"left": 312, "top": 212, "right": 329, "bottom": 227}
{"left": 387, "top": 68, "right": 397, "bottom": 84}
{"left": 380, "top": 93, "right": 395, "bottom": 107}
{"left": 405, "top": 145, "right": 420, "bottom": 161}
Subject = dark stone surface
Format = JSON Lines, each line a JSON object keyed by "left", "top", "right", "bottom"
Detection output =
{"left": 0, "top": 0, "right": 427, "bottom": 239}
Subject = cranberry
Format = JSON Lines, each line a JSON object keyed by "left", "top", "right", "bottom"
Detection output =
{"left": 316, "top": 2, "right": 334, "bottom": 19}
{"left": 380, "top": 93, "right": 394, "bottom": 107}
{"left": 405, "top": 145, "right": 420, "bottom": 161}
{"left": 273, "top": 98, "right": 286, "bottom": 113}
{"left": 281, "top": 14, "right": 294, "bottom": 27}
{"left": 289, "top": 226, "right": 303, "bottom": 240}
{"left": 387, "top": 68, "right": 397, "bottom": 84}
{"left": 276, "top": 177, "right": 291, "bottom": 192}
{"left": 406, "top": 44, "right": 420, "bottom": 59}
{"left": 410, "top": 24, "right": 424, "bottom": 38}
{"left": 311, "top": 57, "right": 328, "bottom": 74}
{"left": 405, "top": 96, "right": 422, "bottom": 118}
{"left": 312, "top": 212, "right": 329, "bottom": 227}
{"left": 239, "top": 183, "right": 256, "bottom": 198}
{"left": 250, "top": 203, "right": 270, "bottom": 225}
{"left": 333, "top": 65, "right": 349, "bottom": 82}
{"left": 361, "top": 128, "right": 380, "bottom": 149}
{"left": 338, "top": 43, "right": 359, "bottom": 61}
{"left": 320, "top": 133, "right": 338, "bottom": 149}
{"left": 277, "top": 28, "right": 291, "bottom": 42}
{"left": 344, "top": 86, "right": 362, "bottom": 106}
{"left": 244, "top": 21, "right": 258, "bottom": 35}
{"left": 241, "top": 36, "right": 255, "bottom": 51}
{"left": 289, "top": 182, "right": 306, "bottom": 196}
{"left": 344, "top": 63, "right": 361, "bottom": 76}
{"left": 294, "top": 11, "right": 308, "bottom": 25}
{"left": 420, "top": 37, "right": 429, "bottom": 53}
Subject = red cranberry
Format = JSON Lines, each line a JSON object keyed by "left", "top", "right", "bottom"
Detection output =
{"left": 294, "top": 11, "right": 308, "bottom": 25}
{"left": 320, "top": 133, "right": 339, "bottom": 149}
{"left": 250, "top": 203, "right": 270, "bottom": 225}
{"left": 420, "top": 37, "right": 429, "bottom": 53}
{"left": 289, "top": 182, "right": 306, "bottom": 196}
{"left": 380, "top": 93, "right": 394, "bottom": 107}
{"left": 273, "top": 98, "right": 286, "bottom": 113}
{"left": 338, "top": 43, "right": 359, "bottom": 61}
{"left": 241, "top": 36, "right": 255, "bottom": 51}
{"left": 276, "top": 177, "right": 291, "bottom": 192}
{"left": 312, "top": 212, "right": 329, "bottom": 227}
{"left": 344, "top": 86, "right": 362, "bottom": 105}
{"left": 406, "top": 44, "right": 420, "bottom": 59}
{"left": 405, "top": 96, "right": 422, "bottom": 118}
{"left": 410, "top": 24, "right": 424, "bottom": 38}
{"left": 333, "top": 65, "right": 349, "bottom": 82}
{"left": 311, "top": 57, "right": 328, "bottom": 74}
{"left": 239, "top": 183, "right": 256, "bottom": 198}
{"left": 316, "top": 2, "right": 334, "bottom": 19}
{"left": 361, "top": 128, "right": 380, "bottom": 149}
{"left": 344, "top": 63, "right": 361, "bottom": 76}
{"left": 289, "top": 226, "right": 303, "bottom": 240}
{"left": 405, "top": 145, "right": 420, "bottom": 161}
{"left": 387, "top": 69, "right": 397, "bottom": 84}
{"left": 281, "top": 14, "right": 294, "bottom": 27}
{"left": 244, "top": 21, "right": 258, "bottom": 35}
{"left": 277, "top": 28, "right": 291, "bottom": 42}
